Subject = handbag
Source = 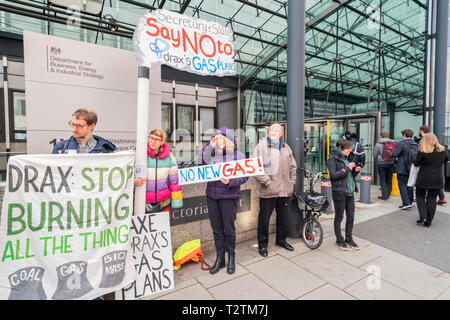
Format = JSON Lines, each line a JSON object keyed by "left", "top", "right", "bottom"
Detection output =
{"left": 173, "top": 239, "right": 210, "bottom": 271}
{"left": 407, "top": 165, "right": 420, "bottom": 187}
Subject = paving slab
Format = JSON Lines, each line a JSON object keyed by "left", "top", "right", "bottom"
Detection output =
{"left": 245, "top": 255, "right": 326, "bottom": 300}
{"left": 436, "top": 287, "right": 450, "bottom": 300}
{"left": 142, "top": 278, "right": 198, "bottom": 300}
{"left": 344, "top": 277, "right": 422, "bottom": 300}
{"left": 298, "top": 283, "right": 356, "bottom": 300}
{"left": 197, "top": 264, "right": 249, "bottom": 289}
{"left": 208, "top": 274, "right": 286, "bottom": 300}
{"left": 360, "top": 255, "right": 450, "bottom": 300}
{"left": 291, "top": 250, "right": 367, "bottom": 290}
{"left": 318, "top": 236, "right": 381, "bottom": 268}
{"left": 156, "top": 283, "right": 215, "bottom": 300}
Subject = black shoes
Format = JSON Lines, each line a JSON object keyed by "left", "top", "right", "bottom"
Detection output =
{"left": 209, "top": 255, "right": 225, "bottom": 274}
{"left": 345, "top": 238, "right": 360, "bottom": 250}
{"left": 416, "top": 219, "right": 424, "bottom": 224}
{"left": 276, "top": 242, "right": 294, "bottom": 251}
{"left": 336, "top": 240, "right": 349, "bottom": 251}
{"left": 258, "top": 247, "right": 268, "bottom": 257}
{"left": 210, "top": 254, "right": 236, "bottom": 274}
{"left": 227, "top": 254, "right": 235, "bottom": 274}
{"left": 424, "top": 221, "right": 431, "bottom": 227}
{"left": 378, "top": 196, "right": 388, "bottom": 201}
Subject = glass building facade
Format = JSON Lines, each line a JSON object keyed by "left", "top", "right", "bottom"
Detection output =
{"left": 0, "top": 0, "right": 449, "bottom": 176}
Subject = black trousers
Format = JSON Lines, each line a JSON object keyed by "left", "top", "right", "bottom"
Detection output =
{"left": 257, "top": 197, "right": 289, "bottom": 248}
{"left": 416, "top": 188, "right": 440, "bottom": 224}
{"left": 207, "top": 196, "right": 238, "bottom": 256}
{"left": 332, "top": 192, "right": 355, "bottom": 242}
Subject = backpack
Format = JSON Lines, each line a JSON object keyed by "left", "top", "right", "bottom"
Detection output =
{"left": 408, "top": 142, "right": 419, "bottom": 164}
{"left": 172, "top": 239, "right": 210, "bottom": 271}
{"left": 382, "top": 141, "right": 397, "bottom": 161}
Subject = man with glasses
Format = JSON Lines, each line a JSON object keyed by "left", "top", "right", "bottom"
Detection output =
{"left": 52, "top": 108, "right": 116, "bottom": 154}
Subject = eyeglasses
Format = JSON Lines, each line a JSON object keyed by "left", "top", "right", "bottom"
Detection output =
{"left": 68, "top": 120, "right": 88, "bottom": 129}
{"left": 148, "top": 136, "right": 162, "bottom": 143}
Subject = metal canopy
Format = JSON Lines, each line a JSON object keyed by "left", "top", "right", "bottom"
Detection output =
{"left": 0, "top": 0, "right": 428, "bottom": 111}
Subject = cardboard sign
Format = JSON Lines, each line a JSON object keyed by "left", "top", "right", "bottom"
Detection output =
{"left": 134, "top": 9, "right": 236, "bottom": 77}
{"left": 118, "top": 212, "right": 174, "bottom": 300}
{"left": 178, "top": 157, "right": 264, "bottom": 186}
{"left": 0, "top": 152, "right": 136, "bottom": 300}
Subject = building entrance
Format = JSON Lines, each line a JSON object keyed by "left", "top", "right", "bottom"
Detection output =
{"left": 304, "top": 113, "right": 380, "bottom": 182}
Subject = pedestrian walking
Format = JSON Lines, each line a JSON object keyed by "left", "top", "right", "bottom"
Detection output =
{"left": 414, "top": 133, "right": 449, "bottom": 227}
{"left": 393, "top": 129, "right": 417, "bottom": 210}
{"left": 373, "top": 132, "right": 396, "bottom": 200}
{"left": 327, "top": 139, "right": 361, "bottom": 251}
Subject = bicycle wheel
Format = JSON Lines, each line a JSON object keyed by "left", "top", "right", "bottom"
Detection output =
{"left": 301, "top": 217, "right": 323, "bottom": 250}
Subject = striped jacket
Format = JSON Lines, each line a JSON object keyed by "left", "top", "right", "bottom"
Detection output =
{"left": 146, "top": 143, "right": 183, "bottom": 208}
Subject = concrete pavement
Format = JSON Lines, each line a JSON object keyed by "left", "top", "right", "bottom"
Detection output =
{"left": 141, "top": 188, "right": 450, "bottom": 300}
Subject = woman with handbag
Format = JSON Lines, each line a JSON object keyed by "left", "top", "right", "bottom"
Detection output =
{"left": 414, "top": 133, "right": 448, "bottom": 227}
{"left": 134, "top": 128, "right": 183, "bottom": 213}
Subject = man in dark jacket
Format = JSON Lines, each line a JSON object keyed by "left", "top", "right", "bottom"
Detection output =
{"left": 197, "top": 127, "right": 248, "bottom": 275}
{"left": 344, "top": 131, "right": 366, "bottom": 168}
{"left": 393, "top": 129, "right": 417, "bottom": 209}
{"left": 52, "top": 108, "right": 116, "bottom": 154}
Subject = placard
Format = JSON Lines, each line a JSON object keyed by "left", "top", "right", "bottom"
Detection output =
{"left": 178, "top": 157, "right": 264, "bottom": 186}
{"left": 134, "top": 9, "right": 236, "bottom": 77}
{"left": 0, "top": 152, "right": 136, "bottom": 300}
{"left": 118, "top": 212, "right": 174, "bottom": 300}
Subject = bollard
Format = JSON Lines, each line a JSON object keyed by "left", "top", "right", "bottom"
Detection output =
{"left": 391, "top": 173, "right": 399, "bottom": 196}
{"left": 360, "top": 174, "right": 372, "bottom": 204}
{"left": 321, "top": 178, "right": 333, "bottom": 214}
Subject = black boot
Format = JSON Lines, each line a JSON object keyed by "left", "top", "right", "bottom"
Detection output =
{"left": 209, "top": 255, "right": 225, "bottom": 274}
{"left": 227, "top": 254, "right": 235, "bottom": 274}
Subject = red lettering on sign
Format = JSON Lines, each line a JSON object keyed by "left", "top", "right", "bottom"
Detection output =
{"left": 233, "top": 162, "right": 246, "bottom": 176}
{"left": 182, "top": 28, "right": 198, "bottom": 54}
{"left": 199, "top": 34, "right": 216, "bottom": 58}
{"left": 222, "top": 163, "right": 233, "bottom": 177}
{"left": 245, "top": 159, "right": 255, "bottom": 174}
{"left": 146, "top": 18, "right": 159, "bottom": 37}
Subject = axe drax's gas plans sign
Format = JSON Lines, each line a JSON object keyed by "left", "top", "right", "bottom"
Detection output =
{"left": 134, "top": 9, "right": 236, "bottom": 77}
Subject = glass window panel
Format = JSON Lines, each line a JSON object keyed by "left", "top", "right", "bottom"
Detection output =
{"left": 161, "top": 103, "right": 171, "bottom": 136}
{"left": 200, "top": 108, "right": 215, "bottom": 141}
{"left": 12, "top": 92, "right": 26, "bottom": 141}
{"left": 177, "top": 105, "right": 194, "bottom": 134}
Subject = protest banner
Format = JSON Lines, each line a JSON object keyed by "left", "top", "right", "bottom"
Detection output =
{"left": 0, "top": 152, "right": 136, "bottom": 300}
{"left": 178, "top": 157, "right": 264, "bottom": 186}
{"left": 134, "top": 9, "right": 237, "bottom": 77}
{"left": 118, "top": 212, "right": 174, "bottom": 300}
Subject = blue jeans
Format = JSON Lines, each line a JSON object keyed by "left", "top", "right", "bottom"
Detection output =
{"left": 397, "top": 174, "right": 414, "bottom": 206}
{"left": 439, "top": 189, "right": 445, "bottom": 200}
{"left": 377, "top": 163, "right": 394, "bottom": 199}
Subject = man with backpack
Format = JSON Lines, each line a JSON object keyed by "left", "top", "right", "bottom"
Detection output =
{"left": 344, "top": 131, "right": 366, "bottom": 170}
{"left": 373, "top": 132, "right": 396, "bottom": 200}
{"left": 393, "top": 129, "right": 418, "bottom": 210}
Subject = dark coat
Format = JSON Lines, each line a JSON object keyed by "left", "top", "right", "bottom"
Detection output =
{"left": 414, "top": 150, "right": 449, "bottom": 189}
{"left": 327, "top": 148, "right": 359, "bottom": 194}
{"left": 197, "top": 127, "right": 248, "bottom": 200}
{"left": 393, "top": 138, "right": 417, "bottom": 175}
{"left": 52, "top": 135, "right": 116, "bottom": 154}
